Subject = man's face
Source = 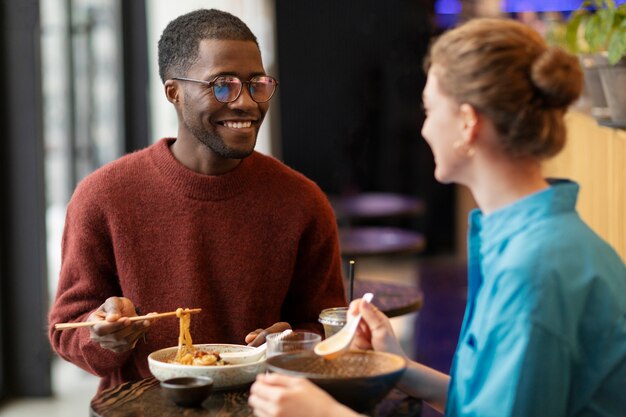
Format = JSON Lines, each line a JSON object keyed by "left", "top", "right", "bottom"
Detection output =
{"left": 178, "top": 39, "right": 270, "bottom": 160}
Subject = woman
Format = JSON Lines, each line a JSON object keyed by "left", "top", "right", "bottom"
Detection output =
{"left": 248, "top": 18, "right": 626, "bottom": 417}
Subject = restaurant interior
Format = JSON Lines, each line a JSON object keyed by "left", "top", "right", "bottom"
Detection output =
{"left": 0, "top": 0, "right": 624, "bottom": 416}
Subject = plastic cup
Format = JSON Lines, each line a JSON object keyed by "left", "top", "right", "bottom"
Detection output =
{"left": 266, "top": 331, "right": 321, "bottom": 358}
{"left": 318, "top": 307, "right": 348, "bottom": 339}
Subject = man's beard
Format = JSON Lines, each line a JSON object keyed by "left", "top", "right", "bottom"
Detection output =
{"left": 190, "top": 125, "right": 254, "bottom": 160}
{"left": 182, "top": 109, "right": 255, "bottom": 160}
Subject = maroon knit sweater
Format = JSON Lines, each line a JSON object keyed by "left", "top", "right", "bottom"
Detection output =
{"left": 48, "top": 138, "right": 346, "bottom": 392}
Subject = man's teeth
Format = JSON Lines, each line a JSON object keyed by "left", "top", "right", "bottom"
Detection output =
{"left": 223, "top": 121, "right": 252, "bottom": 128}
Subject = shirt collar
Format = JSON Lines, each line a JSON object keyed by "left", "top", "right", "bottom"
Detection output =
{"left": 470, "top": 179, "right": 579, "bottom": 249}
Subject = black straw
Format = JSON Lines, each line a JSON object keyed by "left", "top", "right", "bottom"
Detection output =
{"left": 348, "top": 259, "right": 356, "bottom": 302}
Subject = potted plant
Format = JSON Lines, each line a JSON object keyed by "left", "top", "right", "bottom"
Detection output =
{"left": 545, "top": 14, "right": 610, "bottom": 120}
{"left": 565, "top": 0, "right": 626, "bottom": 125}
{"left": 566, "top": 0, "right": 626, "bottom": 64}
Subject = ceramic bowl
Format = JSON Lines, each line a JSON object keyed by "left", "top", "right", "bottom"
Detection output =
{"left": 160, "top": 376, "right": 213, "bottom": 407}
{"left": 148, "top": 344, "right": 266, "bottom": 390}
{"left": 266, "top": 350, "right": 406, "bottom": 412}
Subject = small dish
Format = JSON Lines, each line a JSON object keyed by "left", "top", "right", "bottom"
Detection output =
{"left": 160, "top": 376, "right": 213, "bottom": 407}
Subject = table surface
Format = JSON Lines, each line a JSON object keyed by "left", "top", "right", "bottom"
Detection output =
{"left": 351, "top": 279, "right": 424, "bottom": 318}
{"left": 90, "top": 377, "right": 422, "bottom": 417}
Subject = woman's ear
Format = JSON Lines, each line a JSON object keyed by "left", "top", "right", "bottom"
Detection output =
{"left": 459, "top": 103, "right": 479, "bottom": 143}
{"left": 164, "top": 79, "right": 180, "bottom": 104}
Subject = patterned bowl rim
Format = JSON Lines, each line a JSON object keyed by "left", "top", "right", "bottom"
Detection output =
{"left": 266, "top": 350, "right": 406, "bottom": 380}
{"left": 148, "top": 343, "right": 266, "bottom": 369}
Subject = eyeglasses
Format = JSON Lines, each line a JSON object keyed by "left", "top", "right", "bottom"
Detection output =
{"left": 172, "top": 75, "right": 278, "bottom": 103}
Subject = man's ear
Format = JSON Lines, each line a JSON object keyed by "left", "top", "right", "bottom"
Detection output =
{"left": 164, "top": 79, "right": 180, "bottom": 104}
{"left": 459, "top": 103, "right": 479, "bottom": 143}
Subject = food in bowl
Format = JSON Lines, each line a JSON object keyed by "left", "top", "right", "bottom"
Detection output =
{"left": 266, "top": 350, "right": 406, "bottom": 412}
{"left": 171, "top": 350, "right": 227, "bottom": 366}
{"left": 149, "top": 344, "right": 266, "bottom": 390}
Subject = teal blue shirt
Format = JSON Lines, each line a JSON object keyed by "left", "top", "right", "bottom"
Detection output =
{"left": 446, "top": 180, "right": 626, "bottom": 417}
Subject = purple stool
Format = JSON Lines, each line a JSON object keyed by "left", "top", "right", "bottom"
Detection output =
{"left": 339, "top": 226, "right": 426, "bottom": 257}
{"left": 330, "top": 193, "right": 427, "bottom": 256}
{"left": 330, "top": 192, "right": 426, "bottom": 222}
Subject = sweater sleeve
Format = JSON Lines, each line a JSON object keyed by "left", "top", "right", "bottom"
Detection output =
{"left": 282, "top": 189, "right": 347, "bottom": 333}
{"left": 48, "top": 185, "right": 133, "bottom": 377}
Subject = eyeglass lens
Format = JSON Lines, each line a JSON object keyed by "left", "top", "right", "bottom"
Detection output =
{"left": 213, "top": 75, "right": 276, "bottom": 103}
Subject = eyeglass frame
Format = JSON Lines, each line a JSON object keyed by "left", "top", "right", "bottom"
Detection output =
{"left": 171, "top": 75, "right": 279, "bottom": 103}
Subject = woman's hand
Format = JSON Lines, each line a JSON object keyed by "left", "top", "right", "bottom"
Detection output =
{"left": 249, "top": 373, "right": 357, "bottom": 417}
{"left": 245, "top": 322, "right": 292, "bottom": 347}
{"left": 350, "top": 298, "right": 406, "bottom": 358}
{"left": 87, "top": 296, "right": 151, "bottom": 353}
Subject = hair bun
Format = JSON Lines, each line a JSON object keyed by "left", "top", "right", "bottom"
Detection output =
{"left": 531, "top": 47, "right": 583, "bottom": 109}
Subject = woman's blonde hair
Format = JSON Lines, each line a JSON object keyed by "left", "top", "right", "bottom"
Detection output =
{"left": 426, "top": 18, "right": 583, "bottom": 159}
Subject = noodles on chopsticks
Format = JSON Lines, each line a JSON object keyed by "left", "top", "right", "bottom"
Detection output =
{"left": 170, "top": 307, "right": 226, "bottom": 366}
{"left": 174, "top": 308, "right": 195, "bottom": 364}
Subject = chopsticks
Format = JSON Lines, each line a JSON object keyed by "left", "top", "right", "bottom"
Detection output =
{"left": 54, "top": 308, "right": 202, "bottom": 331}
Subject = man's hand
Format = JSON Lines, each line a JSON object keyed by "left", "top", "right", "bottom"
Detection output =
{"left": 88, "top": 296, "right": 152, "bottom": 353}
{"left": 244, "top": 322, "right": 292, "bottom": 347}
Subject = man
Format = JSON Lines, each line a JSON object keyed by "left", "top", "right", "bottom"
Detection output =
{"left": 48, "top": 9, "right": 346, "bottom": 393}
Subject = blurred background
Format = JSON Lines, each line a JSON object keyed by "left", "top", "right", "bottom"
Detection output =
{"left": 0, "top": 0, "right": 623, "bottom": 415}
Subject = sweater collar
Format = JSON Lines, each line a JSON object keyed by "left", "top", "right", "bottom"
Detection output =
{"left": 149, "top": 138, "right": 258, "bottom": 201}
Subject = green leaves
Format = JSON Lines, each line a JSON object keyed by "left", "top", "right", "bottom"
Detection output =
{"left": 607, "top": 18, "right": 626, "bottom": 64}
{"left": 565, "top": 0, "right": 626, "bottom": 64}
{"left": 585, "top": 9, "right": 610, "bottom": 51}
{"left": 565, "top": 12, "right": 585, "bottom": 53}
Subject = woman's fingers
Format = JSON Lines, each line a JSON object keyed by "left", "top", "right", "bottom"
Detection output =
{"left": 348, "top": 298, "right": 405, "bottom": 356}
{"left": 249, "top": 374, "right": 293, "bottom": 417}
{"left": 249, "top": 374, "right": 345, "bottom": 417}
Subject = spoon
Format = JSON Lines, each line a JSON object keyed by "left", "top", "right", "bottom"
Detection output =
{"left": 220, "top": 329, "right": 293, "bottom": 364}
{"left": 314, "top": 293, "right": 374, "bottom": 360}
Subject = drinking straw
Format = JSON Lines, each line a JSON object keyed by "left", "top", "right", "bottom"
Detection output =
{"left": 348, "top": 259, "right": 356, "bottom": 302}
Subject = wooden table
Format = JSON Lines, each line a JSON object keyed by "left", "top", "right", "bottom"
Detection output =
{"left": 90, "top": 377, "right": 422, "bottom": 417}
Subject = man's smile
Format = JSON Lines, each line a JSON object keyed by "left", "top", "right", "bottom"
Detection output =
{"left": 220, "top": 120, "right": 253, "bottom": 129}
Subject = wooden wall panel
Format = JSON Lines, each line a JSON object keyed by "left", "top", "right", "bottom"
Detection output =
{"left": 456, "top": 111, "right": 626, "bottom": 263}
{"left": 543, "top": 112, "right": 626, "bottom": 262}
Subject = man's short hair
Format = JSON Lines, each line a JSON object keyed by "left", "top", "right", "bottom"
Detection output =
{"left": 157, "top": 9, "right": 258, "bottom": 83}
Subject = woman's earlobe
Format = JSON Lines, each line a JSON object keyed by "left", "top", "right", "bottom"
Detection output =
{"left": 453, "top": 139, "right": 476, "bottom": 158}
